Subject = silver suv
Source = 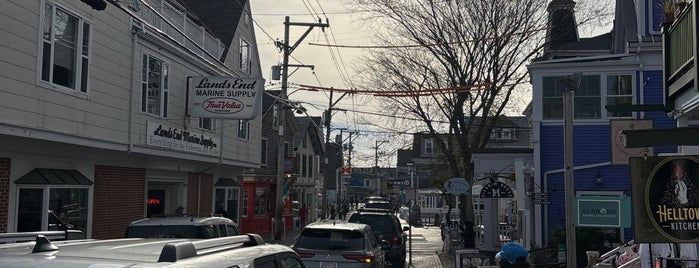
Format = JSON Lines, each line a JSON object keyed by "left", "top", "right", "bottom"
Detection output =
{"left": 0, "top": 233, "right": 305, "bottom": 268}
{"left": 293, "top": 221, "right": 387, "bottom": 268}
{"left": 126, "top": 216, "right": 240, "bottom": 238}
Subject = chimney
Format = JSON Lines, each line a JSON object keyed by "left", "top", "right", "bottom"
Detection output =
{"left": 546, "top": 0, "right": 579, "bottom": 51}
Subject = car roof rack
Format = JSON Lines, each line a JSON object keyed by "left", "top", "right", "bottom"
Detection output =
{"left": 0, "top": 230, "right": 84, "bottom": 244}
{"left": 157, "top": 233, "right": 265, "bottom": 262}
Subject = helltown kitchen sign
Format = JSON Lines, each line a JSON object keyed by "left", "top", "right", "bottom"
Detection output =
{"left": 147, "top": 121, "right": 220, "bottom": 156}
{"left": 187, "top": 76, "right": 264, "bottom": 119}
{"left": 631, "top": 155, "right": 699, "bottom": 243}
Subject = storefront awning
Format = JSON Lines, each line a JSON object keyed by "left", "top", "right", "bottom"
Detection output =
{"left": 15, "top": 168, "right": 92, "bottom": 185}
{"left": 215, "top": 178, "right": 240, "bottom": 187}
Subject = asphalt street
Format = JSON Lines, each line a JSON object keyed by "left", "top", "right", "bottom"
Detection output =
{"left": 265, "top": 215, "right": 451, "bottom": 268}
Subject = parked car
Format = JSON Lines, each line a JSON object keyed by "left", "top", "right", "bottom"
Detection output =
{"left": 0, "top": 233, "right": 305, "bottom": 268}
{"left": 126, "top": 216, "right": 240, "bottom": 239}
{"left": 348, "top": 210, "right": 409, "bottom": 267}
{"left": 293, "top": 221, "right": 387, "bottom": 268}
{"left": 363, "top": 200, "right": 395, "bottom": 212}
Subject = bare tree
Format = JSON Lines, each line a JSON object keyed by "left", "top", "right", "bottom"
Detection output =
{"left": 351, "top": 0, "right": 610, "bottom": 248}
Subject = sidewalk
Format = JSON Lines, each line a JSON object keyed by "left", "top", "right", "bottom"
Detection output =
{"left": 262, "top": 226, "right": 303, "bottom": 247}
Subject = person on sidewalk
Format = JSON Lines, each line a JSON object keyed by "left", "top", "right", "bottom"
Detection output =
{"left": 299, "top": 203, "right": 308, "bottom": 228}
{"left": 330, "top": 202, "right": 337, "bottom": 220}
{"left": 496, "top": 242, "right": 531, "bottom": 268}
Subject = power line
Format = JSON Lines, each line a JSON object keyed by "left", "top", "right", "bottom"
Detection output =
{"left": 307, "top": 27, "right": 550, "bottom": 49}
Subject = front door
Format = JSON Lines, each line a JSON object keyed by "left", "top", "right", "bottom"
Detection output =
{"left": 214, "top": 187, "right": 240, "bottom": 222}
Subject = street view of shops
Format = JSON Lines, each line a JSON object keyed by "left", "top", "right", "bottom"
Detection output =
{"left": 1, "top": 0, "right": 699, "bottom": 267}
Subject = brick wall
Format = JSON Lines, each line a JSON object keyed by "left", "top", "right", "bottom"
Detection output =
{"left": 0, "top": 158, "right": 9, "bottom": 232}
{"left": 93, "top": 165, "right": 145, "bottom": 239}
{"left": 186, "top": 173, "right": 213, "bottom": 216}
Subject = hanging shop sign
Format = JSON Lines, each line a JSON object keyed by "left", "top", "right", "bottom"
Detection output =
{"left": 575, "top": 196, "right": 631, "bottom": 228}
{"left": 630, "top": 155, "right": 699, "bottom": 243}
{"left": 444, "top": 177, "right": 469, "bottom": 195}
{"left": 480, "top": 181, "right": 513, "bottom": 198}
{"left": 187, "top": 76, "right": 264, "bottom": 119}
{"left": 146, "top": 121, "right": 219, "bottom": 156}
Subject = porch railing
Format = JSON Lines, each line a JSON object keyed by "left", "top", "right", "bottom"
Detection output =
{"left": 132, "top": 0, "right": 226, "bottom": 61}
{"left": 664, "top": 2, "right": 695, "bottom": 94}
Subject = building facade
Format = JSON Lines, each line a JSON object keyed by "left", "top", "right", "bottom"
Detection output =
{"left": 527, "top": 0, "right": 678, "bottom": 249}
{"left": 0, "top": 0, "right": 263, "bottom": 238}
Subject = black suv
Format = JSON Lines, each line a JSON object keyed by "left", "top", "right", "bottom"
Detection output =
{"left": 348, "top": 209, "right": 409, "bottom": 267}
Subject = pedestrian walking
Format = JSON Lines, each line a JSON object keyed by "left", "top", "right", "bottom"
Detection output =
{"left": 330, "top": 202, "right": 336, "bottom": 220}
{"left": 496, "top": 242, "right": 531, "bottom": 268}
{"left": 300, "top": 202, "right": 308, "bottom": 227}
{"left": 341, "top": 202, "right": 349, "bottom": 220}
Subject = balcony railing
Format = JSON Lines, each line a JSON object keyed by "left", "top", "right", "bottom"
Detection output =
{"left": 133, "top": 0, "right": 226, "bottom": 61}
{"left": 663, "top": 2, "right": 695, "bottom": 96}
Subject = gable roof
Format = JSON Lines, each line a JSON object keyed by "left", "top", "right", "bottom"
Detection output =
{"left": 293, "top": 116, "right": 325, "bottom": 155}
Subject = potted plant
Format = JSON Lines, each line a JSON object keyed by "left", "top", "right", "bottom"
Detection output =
{"left": 675, "top": 0, "right": 689, "bottom": 18}
{"left": 656, "top": 0, "right": 675, "bottom": 23}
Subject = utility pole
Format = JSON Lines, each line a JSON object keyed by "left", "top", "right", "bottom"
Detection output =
{"left": 374, "top": 140, "right": 388, "bottom": 195}
{"left": 322, "top": 90, "right": 348, "bottom": 219}
{"left": 561, "top": 73, "right": 581, "bottom": 265}
{"left": 275, "top": 16, "right": 328, "bottom": 240}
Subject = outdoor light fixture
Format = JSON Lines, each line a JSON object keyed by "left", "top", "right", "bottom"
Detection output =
{"left": 594, "top": 169, "right": 603, "bottom": 185}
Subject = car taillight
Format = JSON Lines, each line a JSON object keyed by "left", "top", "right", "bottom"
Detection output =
{"left": 393, "top": 233, "right": 400, "bottom": 245}
{"left": 297, "top": 252, "right": 315, "bottom": 258}
{"left": 343, "top": 254, "right": 375, "bottom": 263}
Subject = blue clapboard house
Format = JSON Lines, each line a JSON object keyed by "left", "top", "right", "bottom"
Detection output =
{"left": 527, "top": 0, "right": 678, "bottom": 249}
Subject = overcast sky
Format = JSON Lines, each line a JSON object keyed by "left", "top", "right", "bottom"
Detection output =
{"left": 249, "top": 0, "right": 613, "bottom": 167}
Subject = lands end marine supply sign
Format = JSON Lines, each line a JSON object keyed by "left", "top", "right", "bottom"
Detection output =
{"left": 147, "top": 121, "right": 220, "bottom": 156}
{"left": 187, "top": 76, "right": 263, "bottom": 119}
{"left": 630, "top": 155, "right": 699, "bottom": 243}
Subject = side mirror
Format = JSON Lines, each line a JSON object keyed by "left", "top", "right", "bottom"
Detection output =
{"left": 403, "top": 226, "right": 410, "bottom": 232}
{"left": 380, "top": 240, "right": 392, "bottom": 250}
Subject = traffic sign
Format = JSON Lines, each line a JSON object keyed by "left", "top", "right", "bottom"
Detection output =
{"left": 341, "top": 166, "right": 351, "bottom": 176}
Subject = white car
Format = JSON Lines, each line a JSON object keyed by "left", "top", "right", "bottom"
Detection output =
{"left": 126, "top": 216, "right": 240, "bottom": 238}
{"left": 293, "top": 221, "right": 387, "bottom": 268}
{"left": 0, "top": 233, "right": 305, "bottom": 268}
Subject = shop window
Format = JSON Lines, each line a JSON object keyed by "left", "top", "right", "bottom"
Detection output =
{"left": 242, "top": 189, "right": 249, "bottom": 217}
{"left": 255, "top": 189, "right": 268, "bottom": 216}
{"left": 17, "top": 187, "right": 88, "bottom": 233}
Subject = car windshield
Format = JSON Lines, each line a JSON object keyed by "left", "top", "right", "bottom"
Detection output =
{"left": 348, "top": 214, "right": 395, "bottom": 234}
{"left": 126, "top": 225, "right": 219, "bottom": 238}
{"left": 296, "top": 229, "right": 365, "bottom": 251}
